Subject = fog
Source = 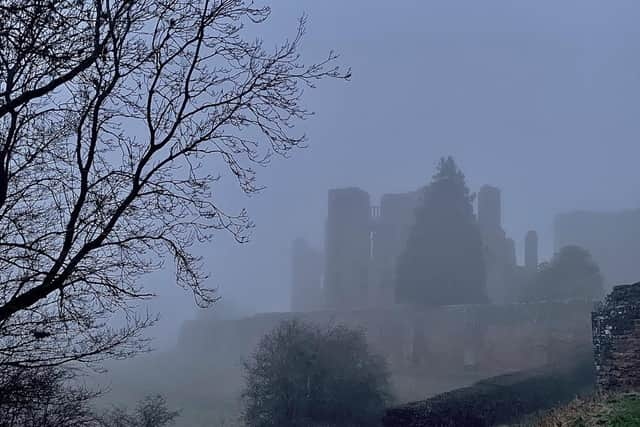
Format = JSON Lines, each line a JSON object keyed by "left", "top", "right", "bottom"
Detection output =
{"left": 94, "top": 2, "right": 640, "bottom": 424}
{"left": 5, "top": 1, "right": 640, "bottom": 426}
{"left": 145, "top": 0, "right": 640, "bottom": 346}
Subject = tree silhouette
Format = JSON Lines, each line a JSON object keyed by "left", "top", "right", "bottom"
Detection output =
{"left": 521, "top": 245, "right": 604, "bottom": 302}
{"left": 396, "top": 156, "right": 487, "bottom": 306}
{"left": 0, "top": 365, "right": 98, "bottom": 427}
{"left": 0, "top": 0, "right": 348, "bottom": 369}
{"left": 242, "top": 319, "right": 392, "bottom": 427}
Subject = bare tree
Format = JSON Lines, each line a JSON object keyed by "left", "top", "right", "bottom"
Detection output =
{"left": 0, "top": 365, "right": 99, "bottom": 427}
{"left": 0, "top": 0, "right": 348, "bottom": 369}
{"left": 98, "top": 394, "right": 180, "bottom": 427}
{"left": 0, "top": 365, "right": 180, "bottom": 427}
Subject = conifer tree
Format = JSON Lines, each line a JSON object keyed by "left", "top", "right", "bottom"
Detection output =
{"left": 396, "top": 156, "right": 488, "bottom": 306}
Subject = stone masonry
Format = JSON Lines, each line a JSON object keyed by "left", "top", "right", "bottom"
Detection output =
{"left": 592, "top": 282, "right": 640, "bottom": 391}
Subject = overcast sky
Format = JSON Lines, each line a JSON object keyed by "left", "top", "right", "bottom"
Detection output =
{"left": 145, "top": 1, "right": 640, "bottom": 346}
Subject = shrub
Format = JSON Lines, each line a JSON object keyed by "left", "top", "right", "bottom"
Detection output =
{"left": 242, "top": 319, "right": 392, "bottom": 427}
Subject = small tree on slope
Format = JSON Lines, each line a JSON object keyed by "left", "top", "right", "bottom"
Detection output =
{"left": 242, "top": 319, "right": 392, "bottom": 427}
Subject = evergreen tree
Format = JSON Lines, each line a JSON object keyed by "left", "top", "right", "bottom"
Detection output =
{"left": 395, "top": 156, "right": 488, "bottom": 306}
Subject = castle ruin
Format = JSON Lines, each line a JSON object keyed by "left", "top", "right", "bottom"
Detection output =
{"left": 291, "top": 184, "right": 540, "bottom": 311}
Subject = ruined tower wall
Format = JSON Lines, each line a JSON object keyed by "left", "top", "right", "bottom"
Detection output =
{"left": 324, "top": 188, "right": 371, "bottom": 310}
{"left": 478, "top": 185, "right": 501, "bottom": 230}
{"left": 369, "top": 190, "right": 423, "bottom": 306}
{"left": 525, "top": 230, "right": 539, "bottom": 273}
{"left": 478, "top": 185, "right": 513, "bottom": 304}
{"left": 592, "top": 282, "right": 640, "bottom": 391}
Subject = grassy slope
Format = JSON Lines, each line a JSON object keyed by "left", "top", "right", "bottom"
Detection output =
{"left": 526, "top": 392, "right": 640, "bottom": 427}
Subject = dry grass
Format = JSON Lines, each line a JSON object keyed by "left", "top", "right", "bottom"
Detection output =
{"left": 514, "top": 392, "right": 640, "bottom": 427}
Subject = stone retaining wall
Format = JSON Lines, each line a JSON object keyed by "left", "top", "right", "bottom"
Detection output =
{"left": 593, "top": 282, "right": 640, "bottom": 391}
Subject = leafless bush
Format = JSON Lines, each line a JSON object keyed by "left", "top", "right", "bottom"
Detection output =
{"left": 0, "top": 365, "right": 99, "bottom": 427}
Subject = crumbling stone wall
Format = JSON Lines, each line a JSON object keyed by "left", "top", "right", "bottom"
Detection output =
{"left": 181, "top": 301, "right": 593, "bottom": 378}
{"left": 593, "top": 282, "right": 640, "bottom": 391}
{"left": 175, "top": 301, "right": 594, "bottom": 409}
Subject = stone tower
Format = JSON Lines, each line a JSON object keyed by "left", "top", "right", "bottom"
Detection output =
{"left": 525, "top": 230, "right": 539, "bottom": 273}
{"left": 324, "top": 188, "right": 371, "bottom": 310}
{"left": 370, "top": 190, "right": 423, "bottom": 306}
{"left": 506, "top": 238, "right": 516, "bottom": 267}
{"left": 478, "top": 185, "right": 501, "bottom": 230}
{"left": 477, "top": 185, "right": 512, "bottom": 303}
